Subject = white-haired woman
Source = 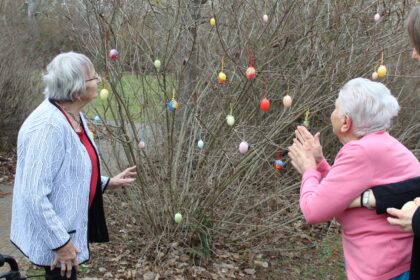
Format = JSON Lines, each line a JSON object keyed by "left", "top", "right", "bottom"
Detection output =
{"left": 10, "top": 52, "right": 136, "bottom": 279}
{"left": 288, "top": 78, "right": 420, "bottom": 280}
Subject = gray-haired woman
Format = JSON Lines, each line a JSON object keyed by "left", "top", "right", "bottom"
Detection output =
{"left": 288, "top": 78, "right": 420, "bottom": 279}
{"left": 10, "top": 52, "right": 136, "bottom": 279}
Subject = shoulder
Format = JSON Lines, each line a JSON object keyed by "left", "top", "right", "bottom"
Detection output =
{"left": 19, "top": 100, "right": 70, "bottom": 141}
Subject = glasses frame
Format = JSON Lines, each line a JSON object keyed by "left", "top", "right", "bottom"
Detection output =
{"left": 85, "top": 74, "right": 100, "bottom": 82}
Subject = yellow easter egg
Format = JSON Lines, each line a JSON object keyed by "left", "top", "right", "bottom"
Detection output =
{"left": 377, "top": 65, "right": 387, "bottom": 78}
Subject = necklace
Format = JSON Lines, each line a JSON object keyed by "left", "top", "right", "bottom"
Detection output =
{"left": 56, "top": 102, "right": 82, "bottom": 131}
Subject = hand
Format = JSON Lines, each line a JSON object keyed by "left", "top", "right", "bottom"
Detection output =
{"left": 295, "top": 126, "right": 323, "bottom": 164}
{"left": 108, "top": 166, "right": 137, "bottom": 190}
{"left": 51, "top": 240, "right": 80, "bottom": 278}
{"left": 386, "top": 198, "right": 420, "bottom": 232}
{"left": 288, "top": 138, "right": 317, "bottom": 175}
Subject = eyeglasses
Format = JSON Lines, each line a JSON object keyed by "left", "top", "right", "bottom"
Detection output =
{"left": 85, "top": 74, "right": 100, "bottom": 82}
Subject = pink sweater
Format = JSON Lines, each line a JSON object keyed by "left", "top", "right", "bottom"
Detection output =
{"left": 301, "top": 131, "right": 420, "bottom": 280}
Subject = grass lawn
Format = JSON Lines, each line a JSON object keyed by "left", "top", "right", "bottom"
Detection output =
{"left": 85, "top": 74, "right": 174, "bottom": 122}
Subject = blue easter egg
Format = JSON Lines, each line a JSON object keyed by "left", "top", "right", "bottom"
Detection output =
{"left": 274, "top": 159, "right": 285, "bottom": 170}
{"left": 168, "top": 99, "right": 179, "bottom": 112}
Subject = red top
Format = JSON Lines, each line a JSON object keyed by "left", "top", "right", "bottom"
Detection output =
{"left": 55, "top": 104, "right": 99, "bottom": 207}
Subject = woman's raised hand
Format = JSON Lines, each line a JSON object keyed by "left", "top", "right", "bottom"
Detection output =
{"left": 294, "top": 126, "right": 323, "bottom": 164}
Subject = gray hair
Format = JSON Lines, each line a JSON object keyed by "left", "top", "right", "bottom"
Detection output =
{"left": 338, "top": 78, "right": 400, "bottom": 137}
{"left": 43, "top": 52, "right": 94, "bottom": 101}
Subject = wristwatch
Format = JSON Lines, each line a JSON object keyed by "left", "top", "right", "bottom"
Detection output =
{"left": 362, "top": 189, "right": 372, "bottom": 209}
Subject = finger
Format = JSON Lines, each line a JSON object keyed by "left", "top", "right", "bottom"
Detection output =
{"left": 126, "top": 166, "right": 137, "bottom": 172}
{"left": 386, "top": 207, "right": 403, "bottom": 218}
{"left": 293, "top": 138, "right": 304, "bottom": 149}
{"left": 414, "top": 198, "right": 420, "bottom": 205}
{"left": 72, "top": 257, "right": 79, "bottom": 272}
{"left": 66, "top": 261, "right": 73, "bottom": 278}
{"left": 60, "top": 262, "right": 66, "bottom": 277}
{"left": 387, "top": 217, "right": 403, "bottom": 226}
{"left": 298, "top": 126, "right": 314, "bottom": 139}
{"left": 295, "top": 129, "right": 306, "bottom": 144}
{"left": 314, "top": 132, "right": 321, "bottom": 144}
{"left": 51, "top": 258, "right": 58, "bottom": 271}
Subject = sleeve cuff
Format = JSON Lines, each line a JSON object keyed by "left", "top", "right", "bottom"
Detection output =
{"left": 316, "top": 158, "right": 329, "bottom": 172}
{"left": 102, "top": 176, "right": 110, "bottom": 193}
{"left": 302, "top": 169, "right": 322, "bottom": 182}
{"left": 52, "top": 237, "right": 71, "bottom": 251}
{"left": 413, "top": 207, "right": 420, "bottom": 237}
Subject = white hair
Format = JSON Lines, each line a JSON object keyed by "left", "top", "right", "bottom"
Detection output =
{"left": 338, "top": 78, "right": 400, "bottom": 137}
{"left": 43, "top": 52, "right": 94, "bottom": 101}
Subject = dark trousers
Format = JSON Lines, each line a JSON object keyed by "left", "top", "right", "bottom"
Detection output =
{"left": 44, "top": 266, "right": 77, "bottom": 280}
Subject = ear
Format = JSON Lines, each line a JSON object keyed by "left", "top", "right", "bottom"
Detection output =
{"left": 340, "top": 115, "right": 352, "bottom": 133}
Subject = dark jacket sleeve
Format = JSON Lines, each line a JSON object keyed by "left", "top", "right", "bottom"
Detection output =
{"left": 371, "top": 177, "right": 420, "bottom": 214}
{"left": 413, "top": 207, "right": 420, "bottom": 238}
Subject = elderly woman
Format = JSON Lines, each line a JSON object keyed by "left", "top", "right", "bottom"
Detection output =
{"left": 10, "top": 52, "right": 136, "bottom": 279}
{"left": 288, "top": 78, "right": 420, "bottom": 280}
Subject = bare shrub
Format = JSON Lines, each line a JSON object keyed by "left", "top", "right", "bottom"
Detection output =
{"left": 54, "top": 0, "right": 420, "bottom": 256}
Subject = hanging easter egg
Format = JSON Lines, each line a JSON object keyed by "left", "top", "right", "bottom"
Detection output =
{"left": 93, "top": 115, "right": 101, "bottom": 125}
{"left": 218, "top": 72, "right": 227, "bottom": 84}
{"left": 138, "top": 140, "right": 146, "bottom": 149}
{"left": 374, "top": 13, "right": 380, "bottom": 22}
{"left": 371, "top": 72, "right": 378, "bottom": 80}
{"left": 226, "top": 115, "right": 235, "bottom": 126}
{"left": 246, "top": 66, "right": 256, "bottom": 80}
{"left": 197, "top": 139, "right": 204, "bottom": 149}
{"left": 154, "top": 59, "right": 161, "bottom": 70}
{"left": 100, "top": 88, "right": 109, "bottom": 100}
{"left": 239, "top": 141, "right": 249, "bottom": 154}
{"left": 377, "top": 65, "right": 387, "bottom": 78}
{"left": 303, "top": 120, "right": 309, "bottom": 127}
{"left": 260, "top": 98, "right": 270, "bottom": 112}
{"left": 262, "top": 14, "right": 269, "bottom": 23}
{"left": 274, "top": 159, "right": 285, "bottom": 171}
{"left": 174, "top": 212, "right": 183, "bottom": 224}
{"left": 283, "top": 95, "right": 292, "bottom": 108}
{"left": 210, "top": 17, "right": 216, "bottom": 27}
{"left": 109, "top": 49, "right": 119, "bottom": 61}
{"left": 168, "top": 99, "right": 179, "bottom": 112}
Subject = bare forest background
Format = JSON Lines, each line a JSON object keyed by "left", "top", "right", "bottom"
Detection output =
{"left": 0, "top": 0, "right": 420, "bottom": 278}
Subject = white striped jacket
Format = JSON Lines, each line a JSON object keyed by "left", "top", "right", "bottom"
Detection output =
{"left": 10, "top": 99, "right": 109, "bottom": 266}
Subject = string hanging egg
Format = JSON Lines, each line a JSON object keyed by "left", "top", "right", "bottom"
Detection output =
{"left": 109, "top": 49, "right": 119, "bottom": 61}
{"left": 138, "top": 140, "right": 146, "bottom": 149}
{"left": 218, "top": 58, "right": 227, "bottom": 84}
{"left": 100, "top": 88, "right": 109, "bottom": 100}
{"left": 168, "top": 89, "right": 179, "bottom": 112}
{"left": 246, "top": 49, "right": 256, "bottom": 80}
{"left": 239, "top": 141, "right": 249, "bottom": 154}
{"left": 374, "top": 13, "right": 380, "bottom": 22}
{"left": 283, "top": 81, "right": 292, "bottom": 108}
{"left": 93, "top": 115, "right": 101, "bottom": 125}
{"left": 260, "top": 78, "right": 270, "bottom": 112}
{"left": 210, "top": 17, "right": 216, "bottom": 27}
{"left": 371, "top": 72, "right": 378, "bottom": 80}
{"left": 263, "top": 14, "right": 268, "bottom": 23}
{"left": 274, "top": 147, "right": 285, "bottom": 171}
{"left": 154, "top": 59, "right": 161, "bottom": 70}
{"left": 174, "top": 212, "right": 182, "bottom": 224}
{"left": 197, "top": 139, "right": 204, "bottom": 149}
{"left": 377, "top": 65, "right": 387, "bottom": 78}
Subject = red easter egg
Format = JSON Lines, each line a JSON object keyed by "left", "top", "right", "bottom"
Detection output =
{"left": 246, "top": 66, "right": 256, "bottom": 80}
{"left": 260, "top": 98, "right": 270, "bottom": 112}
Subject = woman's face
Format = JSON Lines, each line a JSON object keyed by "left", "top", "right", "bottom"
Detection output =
{"left": 83, "top": 67, "right": 100, "bottom": 102}
{"left": 412, "top": 48, "right": 420, "bottom": 61}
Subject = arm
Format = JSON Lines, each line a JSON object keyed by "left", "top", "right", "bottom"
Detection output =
{"left": 20, "top": 125, "right": 70, "bottom": 250}
{"left": 347, "top": 177, "right": 420, "bottom": 212}
{"left": 300, "top": 143, "right": 374, "bottom": 224}
{"left": 316, "top": 157, "right": 331, "bottom": 178}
